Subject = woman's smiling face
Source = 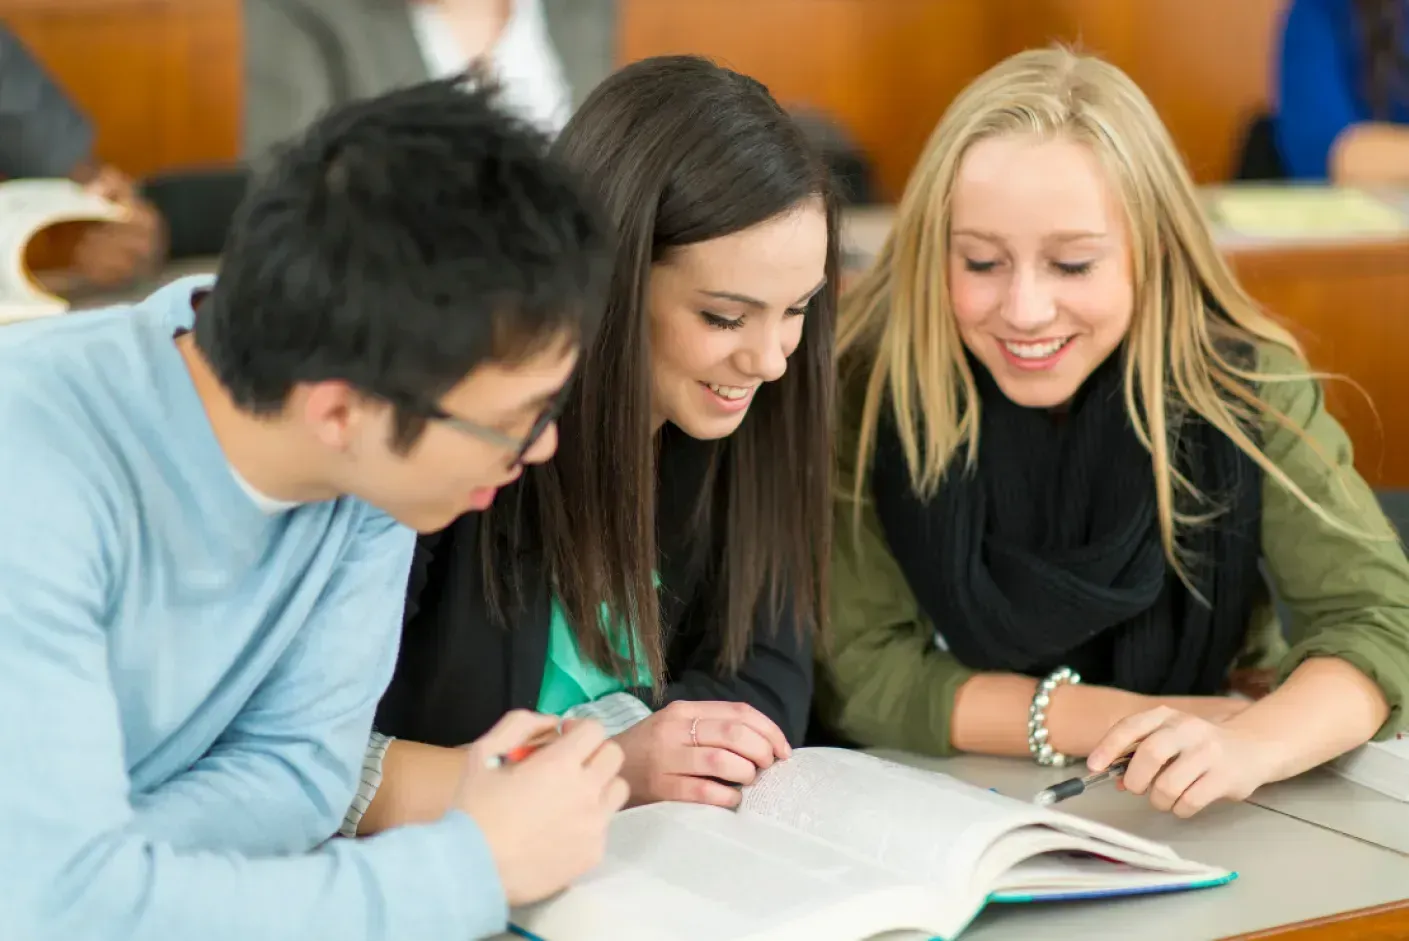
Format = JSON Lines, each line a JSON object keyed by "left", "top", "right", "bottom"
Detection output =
{"left": 948, "top": 133, "right": 1134, "bottom": 408}
{"left": 647, "top": 199, "right": 828, "bottom": 437}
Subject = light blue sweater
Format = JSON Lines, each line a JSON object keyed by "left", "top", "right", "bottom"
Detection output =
{"left": 0, "top": 277, "right": 507, "bottom": 941}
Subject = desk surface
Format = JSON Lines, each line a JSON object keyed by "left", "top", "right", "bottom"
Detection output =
{"left": 1251, "top": 767, "right": 1409, "bottom": 857}
{"left": 840, "top": 189, "right": 1409, "bottom": 264}
{"left": 873, "top": 750, "right": 1409, "bottom": 941}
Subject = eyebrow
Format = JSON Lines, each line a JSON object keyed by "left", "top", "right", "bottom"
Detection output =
{"left": 701, "top": 278, "right": 828, "bottom": 310}
{"left": 952, "top": 228, "right": 1108, "bottom": 244}
{"left": 498, "top": 387, "right": 561, "bottom": 420}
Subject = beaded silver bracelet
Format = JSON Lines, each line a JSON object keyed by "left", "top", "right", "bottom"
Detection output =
{"left": 1028, "top": 666, "right": 1081, "bottom": 767}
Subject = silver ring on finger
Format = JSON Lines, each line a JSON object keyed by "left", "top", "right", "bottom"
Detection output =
{"left": 689, "top": 717, "right": 700, "bottom": 747}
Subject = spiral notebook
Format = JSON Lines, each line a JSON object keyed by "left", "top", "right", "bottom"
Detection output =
{"left": 508, "top": 748, "right": 1235, "bottom": 941}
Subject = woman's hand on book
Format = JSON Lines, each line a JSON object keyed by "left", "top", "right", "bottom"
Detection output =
{"left": 1087, "top": 705, "right": 1280, "bottom": 818}
{"left": 614, "top": 700, "right": 792, "bottom": 809}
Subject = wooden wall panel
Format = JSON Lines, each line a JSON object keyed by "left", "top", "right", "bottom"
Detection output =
{"left": 620, "top": 0, "right": 1292, "bottom": 201}
{"left": 1002, "top": 0, "right": 1288, "bottom": 181}
{"left": 618, "top": 0, "right": 992, "bottom": 202}
{"left": 0, "top": 0, "right": 242, "bottom": 178}
{"left": 1228, "top": 239, "right": 1409, "bottom": 490}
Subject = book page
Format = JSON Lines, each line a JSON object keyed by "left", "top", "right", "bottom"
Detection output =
{"left": 739, "top": 749, "right": 1192, "bottom": 893}
{"left": 510, "top": 802, "right": 936, "bottom": 941}
{"left": 738, "top": 748, "right": 1036, "bottom": 889}
{"left": 0, "top": 179, "right": 124, "bottom": 325}
{"left": 1208, "top": 186, "right": 1408, "bottom": 238}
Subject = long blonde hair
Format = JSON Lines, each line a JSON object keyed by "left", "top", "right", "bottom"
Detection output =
{"left": 839, "top": 46, "right": 1372, "bottom": 572}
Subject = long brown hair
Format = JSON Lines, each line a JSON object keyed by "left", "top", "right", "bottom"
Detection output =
{"left": 1356, "top": 0, "right": 1408, "bottom": 117}
{"left": 486, "top": 55, "right": 838, "bottom": 686}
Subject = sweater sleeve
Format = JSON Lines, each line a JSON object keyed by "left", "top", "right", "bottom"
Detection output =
{"left": 1273, "top": 0, "right": 1366, "bottom": 179}
{"left": 815, "top": 485, "right": 976, "bottom": 758}
{"left": 0, "top": 401, "right": 507, "bottom": 941}
{"left": 0, "top": 24, "right": 94, "bottom": 179}
{"left": 1258, "top": 344, "right": 1409, "bottom": 738}
{"left": 129, "top": 505, "right": 414, "bottom": 855}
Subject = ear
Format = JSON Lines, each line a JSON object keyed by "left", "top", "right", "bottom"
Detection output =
{"left": 298, "top": 380, "right": 377, "bottom": 452}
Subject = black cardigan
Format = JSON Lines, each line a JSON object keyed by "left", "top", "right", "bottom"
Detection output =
{"left": 375, "top": 426, "right": 814, "bottom": 747}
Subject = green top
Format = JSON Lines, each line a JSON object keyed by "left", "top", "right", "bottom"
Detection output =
{"left": 536, "top": 599, "right": 654, "bottom": 716}
{"left": 818, "top": 343, "right": 1409, "bottom": 755}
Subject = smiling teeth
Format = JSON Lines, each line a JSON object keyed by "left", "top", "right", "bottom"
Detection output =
{"left": 1003, "top": 338, "right": 1071, "bottom": 359}
{"left": 708, "top": 383, "right": 751, "bottom": 400}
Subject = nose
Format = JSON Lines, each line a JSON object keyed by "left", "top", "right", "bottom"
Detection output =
{"left": 519, "top": 422, "right": 559, "bottom": 467}
{"left": 1004, "top": 264, "right": 1058, "bottom": 333}
{"left": 736, "top": 322, "right": 790, "bottom": 383}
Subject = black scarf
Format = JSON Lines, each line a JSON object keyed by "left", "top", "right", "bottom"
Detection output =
{"left": 869, "top": 352, "right": 1264, "bottom": 696}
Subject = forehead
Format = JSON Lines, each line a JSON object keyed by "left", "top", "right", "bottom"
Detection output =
{"left": 951, "top": 134, "right": 1119, "bottom": 235}
{"left": 658, "top": 201, "right": 828, "bottom": 295}
{"left": 441, "top": 333, "right": 578, "bottom": 409}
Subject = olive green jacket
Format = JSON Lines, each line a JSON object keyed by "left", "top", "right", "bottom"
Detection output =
{"left": 818, "top": 344, "right": 1409, "bottom": 755}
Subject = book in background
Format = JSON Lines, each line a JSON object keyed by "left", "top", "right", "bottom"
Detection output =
{"left": 509, "top": 748, "right": 1235, "bottom": 941}
{"left": 1331, "top": 732, "right": 1409, "bottom": 801}
{"left": 1204, "top": 184, "right": 1409, "bottom": 241}
{"left": 0, "top": 177, "right": 126, "bottom": 325}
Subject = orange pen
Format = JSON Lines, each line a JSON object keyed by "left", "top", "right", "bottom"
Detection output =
{"left": 484, "top": 717, "right": 566, "bottom": 769}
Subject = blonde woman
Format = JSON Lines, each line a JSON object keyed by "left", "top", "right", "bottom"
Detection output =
{"left": 819, "top": 47, "right": 1409, "bottom": 818}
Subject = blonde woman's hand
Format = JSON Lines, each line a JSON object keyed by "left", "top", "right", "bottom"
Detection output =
{"left": 1158, "top": 695, "right": 1253, "bottom": 725}
{"left": 1087, "top": 705, "right": 1282, "bottom": 818}
{"left": 614, "top": 700, "right": 792, "bottom": 809}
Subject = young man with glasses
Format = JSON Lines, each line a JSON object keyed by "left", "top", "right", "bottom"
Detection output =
{"left": 0, "top": 78, "right": 626, "bottom": 941}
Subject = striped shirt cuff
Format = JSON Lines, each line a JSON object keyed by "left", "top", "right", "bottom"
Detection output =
{"left": 562, "top": 692, "right": 653, "bottom": 736}
{"left": 338, "top": 730, "right": 393, "bottom": 838}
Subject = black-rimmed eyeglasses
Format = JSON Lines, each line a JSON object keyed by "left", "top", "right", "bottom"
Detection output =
{"left": 419, "top": 392, "right": 567, "bottom": 468}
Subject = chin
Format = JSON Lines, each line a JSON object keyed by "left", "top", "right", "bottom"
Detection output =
{"left": 672, "top": 411, "right": 748, "bottom": 442}
{"left": 388, "top": 504, "right": 462, "bottom": 535}
{"left": 990, "top": 372, "right": 1083, "bottom": 410}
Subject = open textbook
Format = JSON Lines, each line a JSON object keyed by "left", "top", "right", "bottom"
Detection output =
{"left": 510, "top": 748, "right": 1235, "bottom": 941}
{"left": 0, "top": 177, "right": 126, "bottom": 325}
{"left": 1331, "top": 732, "right": 1409, "bottom": 801}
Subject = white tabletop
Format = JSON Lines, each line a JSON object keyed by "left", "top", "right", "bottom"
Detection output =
{"left": 1250, "top": 766, "right": 1409, "bottom": 856}
{"left": 874, "top": 750, "right": 1409, "bottom": 940}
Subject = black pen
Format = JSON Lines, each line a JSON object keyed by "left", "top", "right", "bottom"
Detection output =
{"left": 1031, "top": 753, "right": 1134, "bottom": 806}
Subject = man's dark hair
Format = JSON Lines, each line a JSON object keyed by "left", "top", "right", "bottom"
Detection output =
{"left": 485, "top": 55, "right": 839, "bottom": 685}
{"left": 195, "top": 76, "right": 612, "bottom": 449}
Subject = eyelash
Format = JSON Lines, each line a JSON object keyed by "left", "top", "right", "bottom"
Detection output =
{"left": 702, "top": 311, "right": 744, "bottom": 330}
{"left": 963, "top": 259, "right": 1093, "bottom": 277}
{"left": 701, "top": 305, "right": 809, "bottom": 331}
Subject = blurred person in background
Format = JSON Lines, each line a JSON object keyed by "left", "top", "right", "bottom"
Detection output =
{"left": 244, "top": 0, "right": 616, "bottom": 160}
{"left": 0, "top": 24, "right": 167, "bottom": 290}
{"left": 1274, "top": 0, "right": 1409, "bottom": 183}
